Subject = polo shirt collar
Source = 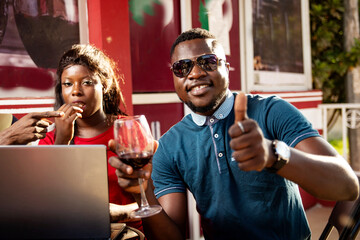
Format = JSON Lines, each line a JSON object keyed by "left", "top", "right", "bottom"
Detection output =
{"left": 191, "top": 89, "right": 234, "bottom": 126}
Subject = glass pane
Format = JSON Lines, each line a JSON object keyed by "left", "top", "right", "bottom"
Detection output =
{"left": 0, "top": 0, "right": 80, "bottom": 98}
{"left": 252, "top": 0, "right": 303, "bottom": 73}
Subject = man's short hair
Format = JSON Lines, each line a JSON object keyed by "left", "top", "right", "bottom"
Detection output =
{"left": 170, "top": 28, "right": 219, "bottom": 57}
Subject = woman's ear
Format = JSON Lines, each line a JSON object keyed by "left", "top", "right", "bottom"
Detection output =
{"left": 225, "top": 62, "right": 230, "bottom": 73}
{"left": 225, "top": 62, "right": 230, "bottom": 72}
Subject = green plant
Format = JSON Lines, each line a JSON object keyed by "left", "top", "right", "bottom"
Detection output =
{"left": 329, "top": 138, "right": 349, "bottom": 157}
{"left": 310, "top": 0, "right": 360, "bottom": 103}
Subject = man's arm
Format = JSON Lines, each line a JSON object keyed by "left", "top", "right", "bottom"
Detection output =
{"left": 230, "top": 121, "right": 359, "bottom": 201}
{"left": 108, "top": 139, "right": 187, "bottom": 240}
{"left": 110, "top": 172, "right": 187, "bottom": 240}
{"left": 140, "top": 189, "right": 187, "bottom": 240}
{"left": 278, "top": 136, "right": 359, "bottom": 201}
{"left": 229, "top": 93, "right": 359, "bottom": 201}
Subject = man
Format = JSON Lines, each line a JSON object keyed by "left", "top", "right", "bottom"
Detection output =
{"left": 0, "top": 111, "right": 64, "bottom": 145}
{"left": 109, "top": 28, "right": 359, "bottom": 239}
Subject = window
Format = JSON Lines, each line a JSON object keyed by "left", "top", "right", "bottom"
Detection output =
{"left": 241, "top": 0, "right": 312, "bottom": 91}
{"left": 0, "top": 0, "right": 87, "bottom": 98}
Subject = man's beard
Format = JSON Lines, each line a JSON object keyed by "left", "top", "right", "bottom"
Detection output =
{"left": 185, "top": 100, "right": 216, "bottom": 113}
{"left": 184, "top": 90, "right": 227, "bottom": 114}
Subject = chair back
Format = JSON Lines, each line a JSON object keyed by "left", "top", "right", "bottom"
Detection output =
{"left": 0, "top": 114, "right": 13, "bottom": 132}
{"left": 319, "top": 172, "right": 360, "bottom": 240}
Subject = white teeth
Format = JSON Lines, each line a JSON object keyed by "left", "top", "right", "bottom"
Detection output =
{"left": 74, "top": 103, "right": 84, "bottom": 108}
{"left": 192, "top": 85, "right": 207, "bottom": 90}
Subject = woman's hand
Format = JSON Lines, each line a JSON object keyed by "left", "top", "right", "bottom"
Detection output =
{"left": 54, "top": 104, "right": 83, "bottom": 144}
{"left": 0, "top": 111, "right": 64, "bottom": 145}
{"left": 109, "top": 203, "right": 139, "bottom": 222}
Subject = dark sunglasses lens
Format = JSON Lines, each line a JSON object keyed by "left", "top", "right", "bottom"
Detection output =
{"left": 172, "top": 59, "right": 193, "bottom": 77}
{"left": 197, "top": 54, "right": 218, "bottom": 71}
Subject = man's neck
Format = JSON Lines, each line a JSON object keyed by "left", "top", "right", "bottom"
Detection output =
{"left": 193, "top": 90, "right": 230, "bottom": 116}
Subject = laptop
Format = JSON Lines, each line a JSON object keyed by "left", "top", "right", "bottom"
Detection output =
{"left": 0, "top": 145, "right": 111, "bottom": 240}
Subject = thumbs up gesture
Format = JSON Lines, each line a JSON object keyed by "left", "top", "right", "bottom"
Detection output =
{"left": 228, "top": 92, "right": 269, "bottom": 171}
{"left": 234, "top": 91, "right": 248, "bottom": 122}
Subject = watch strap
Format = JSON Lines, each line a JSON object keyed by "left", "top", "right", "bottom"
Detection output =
{"left": 266, "top": 140, "right": 289, "bottom": 173}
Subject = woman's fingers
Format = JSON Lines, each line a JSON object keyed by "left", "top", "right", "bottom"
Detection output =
{"left": 59, "top": 104, "right": 83, "bottom": 120}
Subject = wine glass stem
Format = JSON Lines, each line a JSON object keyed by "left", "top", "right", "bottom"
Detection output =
{"left": 138, "top": 178, "right": 150, "bottom": 208}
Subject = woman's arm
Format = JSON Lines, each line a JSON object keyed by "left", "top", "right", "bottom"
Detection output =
{"left": 109, "top": 202, "right": 139, "bottom": 222}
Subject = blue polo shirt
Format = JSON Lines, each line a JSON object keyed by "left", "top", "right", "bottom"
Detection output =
{"left": 152, "top": 91, "right": 320, "bottom": 239}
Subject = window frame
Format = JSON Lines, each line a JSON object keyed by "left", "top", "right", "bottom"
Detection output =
{"left": 240, "top": 0, "right": 312, "bottom": 92}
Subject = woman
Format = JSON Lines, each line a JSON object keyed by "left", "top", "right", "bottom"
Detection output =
{"left": 39, "top": 44, "right": 142, "bottom": 231}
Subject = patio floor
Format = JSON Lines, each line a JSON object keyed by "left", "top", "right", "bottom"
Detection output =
{"left": 305, "top": 203, "right": 360, "bottom": 239}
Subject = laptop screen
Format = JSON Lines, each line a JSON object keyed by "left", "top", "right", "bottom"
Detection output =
{"left": 0, "top": 145, "right": 111, "bottom": 239}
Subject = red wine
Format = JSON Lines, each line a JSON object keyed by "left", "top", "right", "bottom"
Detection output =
{"left": 119, "top": 152, "right": 153, "bottom": 169}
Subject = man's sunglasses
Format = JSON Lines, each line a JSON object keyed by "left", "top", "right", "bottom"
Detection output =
{"left": 170, "top": 54, "right": 223, "bottom": 78}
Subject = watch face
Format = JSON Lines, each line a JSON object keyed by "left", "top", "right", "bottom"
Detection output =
{"left": 276, "top": 141, "right": 290, "bottom": 159}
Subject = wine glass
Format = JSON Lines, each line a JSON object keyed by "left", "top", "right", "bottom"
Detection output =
{"left": 114, "top": 115, "right": 162, "bottom": 218}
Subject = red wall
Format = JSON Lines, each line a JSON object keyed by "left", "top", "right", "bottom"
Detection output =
{"left": 129, "top": 0, "right": 181, "bottom": 92}
{"left": 87, "top": 0, "right": 133, "bottom": 115}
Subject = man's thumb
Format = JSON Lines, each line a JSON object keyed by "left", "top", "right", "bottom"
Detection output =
{"left": 234, "top": 92, "right": 248, "bottom": 123}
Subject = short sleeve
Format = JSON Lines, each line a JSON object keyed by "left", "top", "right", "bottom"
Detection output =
{"left": 152, "top": 139, "right": 186, "bottom": 198}
{"left": 261, "top": 97, "right": 320, "bottom": 147}
{"left": 38, "top": 130, "right": 55, "bottom": 145}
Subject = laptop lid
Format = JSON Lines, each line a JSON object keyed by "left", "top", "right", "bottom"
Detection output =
{"left": 0, "top": 145, "right": 111, "bottom": 239}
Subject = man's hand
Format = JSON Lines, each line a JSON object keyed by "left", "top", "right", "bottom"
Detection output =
{"left": 0, "top": 111, "right": 64, "bottom": 145}
{"left": 108, "top": 139, "right": 156, "bottom": 194}
{"left": 228, "top": 92, "right": 270, "bottom": 171}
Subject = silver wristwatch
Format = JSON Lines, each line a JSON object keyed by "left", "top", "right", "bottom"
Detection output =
{"left": 266, "top": 140, "right": 290, "bottom": 173}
